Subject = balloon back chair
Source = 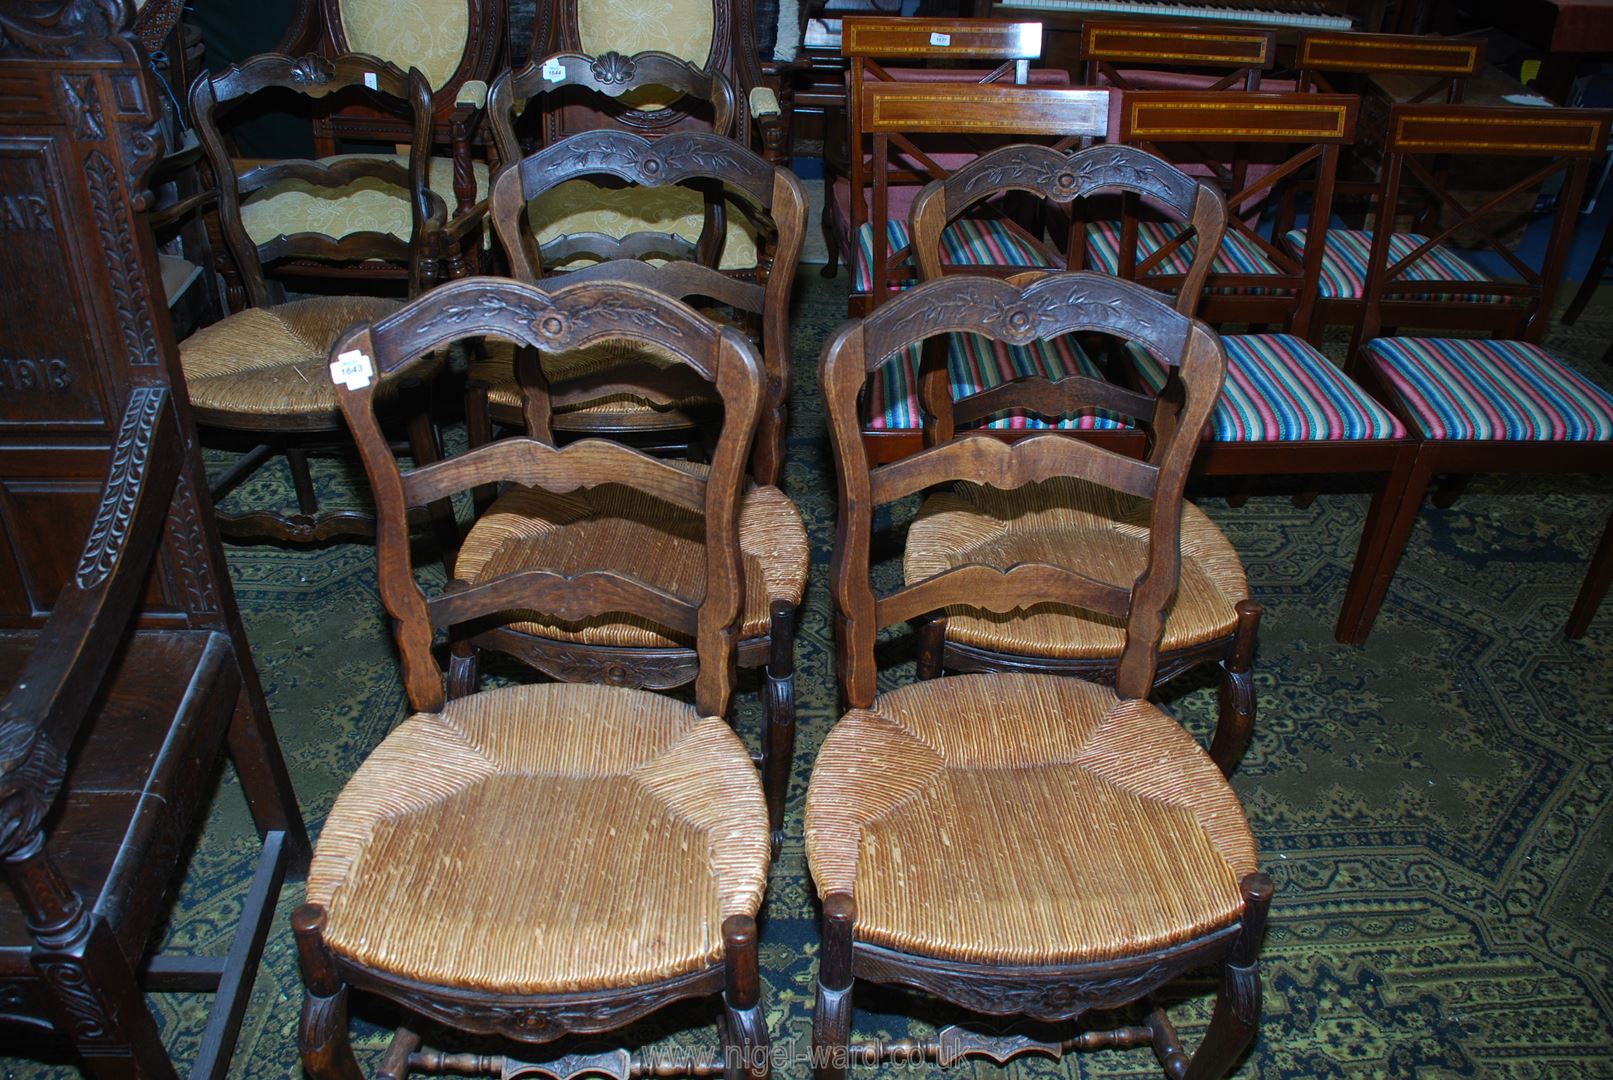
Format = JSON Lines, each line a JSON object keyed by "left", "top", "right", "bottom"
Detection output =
{"left": 808, "top": 270, "right": 1272, "bottom": 1078}
{"left": 296, "top": 275, "right": 777, "bottom": 1077}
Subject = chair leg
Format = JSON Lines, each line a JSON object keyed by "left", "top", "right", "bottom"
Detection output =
{"left": 722, "top": 915, "right": 769, "bottom": 1080}
{"left": 1179, "top": 873, "right": 1274, "bottom": 1080}
{"left": 763, "top": 600, "right": 798, "bottom": 860}
{"left": 286, "top": 447, "right": 319, "bottom": 516}
{"left": 293, "top": 905, "right": 364, "bottom": 1080}
{"left": 1567, "top": 507, "right": 1613, "bottom": 639}
{"left": 228, "top": 679, "right": 312, "bottom": 873}
{"left": 1209, "top": 600, "right": 1261, "bottom": 777}
{"left": 820, "top": 196, "right": 841, "bottom": 279}
{"left": 915, "top": 616, "right": 946, "bottom": 680}
{"left": 1430, "top": 473, "right": 1469, "bottom": 510}
{"left": 447, "top": 637, "right": 482, "bottom": 700}
{"left": 1562, "top": 212, "right": 1613, "bottom": 325}
{"left": 1335, "top": 448, "right": 1431, "bottom": 646}
{"left": 813, "top": 894, "right": 857, "bottom": 1080}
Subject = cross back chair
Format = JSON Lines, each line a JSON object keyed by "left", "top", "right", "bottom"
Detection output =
{"left": 297, "top": 276, "right": 775, "bottom": 1078}
{"left": 187, "top": 53, "right": 457, "bottom": 548}
{"left": 1337, "top": 103, "right": 1613, "bottom": 643}
{"left": 827, "top": 16, "right": 1070, "bottom": 297}
{"left": 905, "top": 142, "right": 1260, "bottom": 775}
{"left": 475, "top": 126, "right": 805, "bottom": 488}
{"left": 808, "top": 271, "right": 1272, "bottom": 1079}
{"left": 1078, "top": 17, "right": 1279, "bottom": 93}
{"left": 1282, "top": 30, "right": 1486, "bottom": 342}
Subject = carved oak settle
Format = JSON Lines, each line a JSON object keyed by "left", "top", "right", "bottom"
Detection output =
{"left": 0, "top": 1, "right": 309, "bottom": 1074}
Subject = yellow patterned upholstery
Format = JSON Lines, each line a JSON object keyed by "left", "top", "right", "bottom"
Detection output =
{"left": 530, "top": 179, "right": 759, "bottom": 271}
{"left": 454, "top": 475, "right": 809, "bottom": 648}
{"left": 241, "top": 155, "right": 489, "bottom": 249}
{"left": 806, "top": 672, "right": 1257, "bottom": 965}
{"left": 336, "top": 0, "right": 470, "bottom": 91}
{"left": 905, "top": 479, "right": 1248, "bottom": 660}
{"left": 308, "top": 682, "right": 770, "bottom": 993}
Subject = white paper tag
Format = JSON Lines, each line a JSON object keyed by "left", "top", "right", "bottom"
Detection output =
{"left": 929, "top": 31, "right": 951, "bottom": 46}
{"left": 330, "top": 349, "right": 374, "bottom": 391}
{"left": 363, "top": 71, "right": 378, "bottom": 91}
{"left": 542, "top": 57, "right": 566, "bottom": 82}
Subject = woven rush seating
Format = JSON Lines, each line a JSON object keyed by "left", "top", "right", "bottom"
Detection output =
{"left": 467, "top": 337, "right": 710, "bottom": 427}
{"left": 807, "top": 673, "right": 1256, "bottom": 964}
{"left": 307, "top": 682, "right": 768, "bottom": 994}
{"left": 906, "top": 479, "right": 1247, "bottom": 660}
{"left": 454, "top": 470, "right": 809, "bottom": 648}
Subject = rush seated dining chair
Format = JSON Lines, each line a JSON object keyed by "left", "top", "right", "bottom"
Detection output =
{"left": 807, "top": 271, "right": 1272, "bottom": 1078}
{"left": 186, "top": 53, "right": 457, "bottom": 548}
{"left": 297, "top": 276, "right": 777, "bottom": 1077}
{"left": 822, "top": 17, "right": 1069, "bottom": 290}
{"left": 905, "top": 143, "right": 1259, "bottom": 775}
{"left": 1335, "top": 103, "right": 1613, "bottom": 643}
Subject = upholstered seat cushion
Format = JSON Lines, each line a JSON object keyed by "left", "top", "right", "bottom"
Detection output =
{"left": 469, "top": 338, "right": 714, "bottom": 427}
{"left": 241, "top": 155, "right": 490, "bottom": 248}
{"left": 866, "top": 332, "right": 1130, "bottom": 432}
{"left": 1129, "top": 333, "right": 1407, "bottom": 442}
{"left": 805, "top": 672, "right": 1258, "bottom": 964}
{"left": 308, "top": 682, "right": 769, "bottom": 993}
{"left": 852, "top": 216, "right": 1052, "bottom": 295}
{"left": 1281, "top": 228, "right": 1505, "bottom": 303}
{"left": 1364, "top": 336, "right": 1613, "bottom": 442}
{"left": 1084, "top": 220, "right": 1287, "bottom": 295}
{"left": 179, "top": 296, "right": 414, "bottom": 421}
{"left": 906, "top": 478, "right": 1247, "bottom": 659}
{"left": 454, "top": 475, "right": 809, "bottom": 648}
{"left": 529, "top": 179, "right": 760, "bottom": 272}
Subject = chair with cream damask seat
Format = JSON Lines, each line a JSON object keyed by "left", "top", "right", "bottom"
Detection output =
{"left": 476, "top": 115, "right": 805, "bottom": 489}
{"left": 904, "top": 142, "right": 1260, "bottom": 776}
{"left": 808, "top": 271, "right": 1272, "bottom": 1079}
{"left": 1334, "top": 103, "right": 1613, "bottom": 644}
{"left": 188, "top": 52, "right": 458, "bottom": 548}
{"left": 266, "top": 0, "right": 504, "bottom": 281}
{"left": 297, "top": 275, "right": 775, "bottom": 1077}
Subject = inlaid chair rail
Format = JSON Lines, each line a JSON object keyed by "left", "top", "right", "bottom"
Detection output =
{"left": 1079, "top": 19, "right": 1278, "bottom": 91}
{"left": 822, "top": 272, "right": 1226, "bottom": 709}
{"left": 488, "top": 51, "right": 738, "bottom": 167}
{"left": 1294, "top": 30, "right": 1484, "bottom": 96}
{"left": 328, "top": 276, "right": 764, "bottom": 719}
{"left": 189, "top": 52, "right": 443, "bottom": 304}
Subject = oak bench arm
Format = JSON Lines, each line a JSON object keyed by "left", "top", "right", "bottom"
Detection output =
{"left": 0, "top": 387, "right": 181, "bottom": 858}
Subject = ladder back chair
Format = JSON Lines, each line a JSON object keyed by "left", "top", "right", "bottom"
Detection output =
{"left": 808, "top": 271, "right": 1272, "bottom": 1078}
{"left": 906, "top": 143, "right": 1260, "bottom": 775}
{"left": 297, "top": 276, "right": 776, "bottom": 1077}
{"left": 187, "top": 53, "right": 457, "bottom": 548}
{"left": 477, "top": 125, "right": 805, "bottom": 488}
{"left": 826, "top": 16, "right": 1071, "bottom": 294}
{"left": 1340, "top": 103, "right": 1613, "bottom": 643}
{"left": 1282, "top": 30, "right": 1486, "bottom": 341}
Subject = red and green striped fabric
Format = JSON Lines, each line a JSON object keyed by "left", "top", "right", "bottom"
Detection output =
{"left": 852, "top": 216, "right": 1052, "bottom": 295}
{"left": 1281, "top": 228, "right": 1507, "bottom": 303}
{"left": 1083, "top": 221, "right": 1288, "bottom": 296}
{"left": 1365, "top": 336, "right": 1613, "bottom": 441}
{"left": 866, "top": 332, "right": 1131, "bottom": 432}
{"left": 1130, "top": 333, "right": 1406, "bottom": 442}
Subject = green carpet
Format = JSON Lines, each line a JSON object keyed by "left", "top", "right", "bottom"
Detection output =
{"left": 5, "top": 269, "right": 1613, "bottom": 1079}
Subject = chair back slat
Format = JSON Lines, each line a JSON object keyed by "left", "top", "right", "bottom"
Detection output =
{"left": 823, "top": 273, "right": 1224, "bottom": 708}
{"left": 860, "top": 82, "right": 1110, "bottom": 137}
{"left": 1295, "top": 31, "right": 1483, "bottom": 83}
{"left": 330, "top": 276, "right": 763, "bottom": 717}
{"left": 841, "top": 17, "right": 1045, "bottom": 61}
{"left": 189, "top": 52, "right": 437, "bottom": 306}
{"left": 1081, "top": 19, "right": 1276, "bottom": 90}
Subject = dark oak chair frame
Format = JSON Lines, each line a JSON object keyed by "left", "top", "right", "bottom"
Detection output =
{"left": 907, "top": 142, "right": 1261, "bottom": 774}
{"left": 1337, "top": 104, "right": 1613, "bottom": 643}
{"left": 482, "top": 126, "right": 806, "bottom": 489}
{"left": 826, "top": 16, "right": 1053, "bottom": 290}
{"left": 278, "top": 0, "right": 505, "bottom": 218}
{"left": 813, "top": 271, "right": 1272, "bottom": 1078}
{"left": 189, "top": 53, "right": 457, "bottom": 548}
{"left": 297, "top": 276, "right": 772, "bottom": 1077}
{"left": 1286, "top": 29, "right": 1486, "bottom": 341}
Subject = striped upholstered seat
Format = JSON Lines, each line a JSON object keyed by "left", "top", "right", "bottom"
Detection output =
{"left": 1131, "top": 333, "right": 1406, "bottom": 443}
{"left": 852, "top": 215, "right": 1052, "bottom": 295}
{"left": 1084, "top": 220, "right": 1287, "bottom": 295}
{"left": 867, "top": 332, "right": 1131, "bottom": 432}
{"left": 1282, "top": 228, "right": 1506, "bottom": 303}
{"left": 1364, "top": 337, "right": 1613, "bottom": 442}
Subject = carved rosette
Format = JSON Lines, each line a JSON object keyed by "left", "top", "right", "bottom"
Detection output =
{"left": 590, "top": 51, "right": 637, "bottom": 86}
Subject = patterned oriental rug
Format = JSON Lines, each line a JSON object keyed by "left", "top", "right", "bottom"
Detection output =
{"left": 5, "top": 271, "right": 1612, "bottom": 1078}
